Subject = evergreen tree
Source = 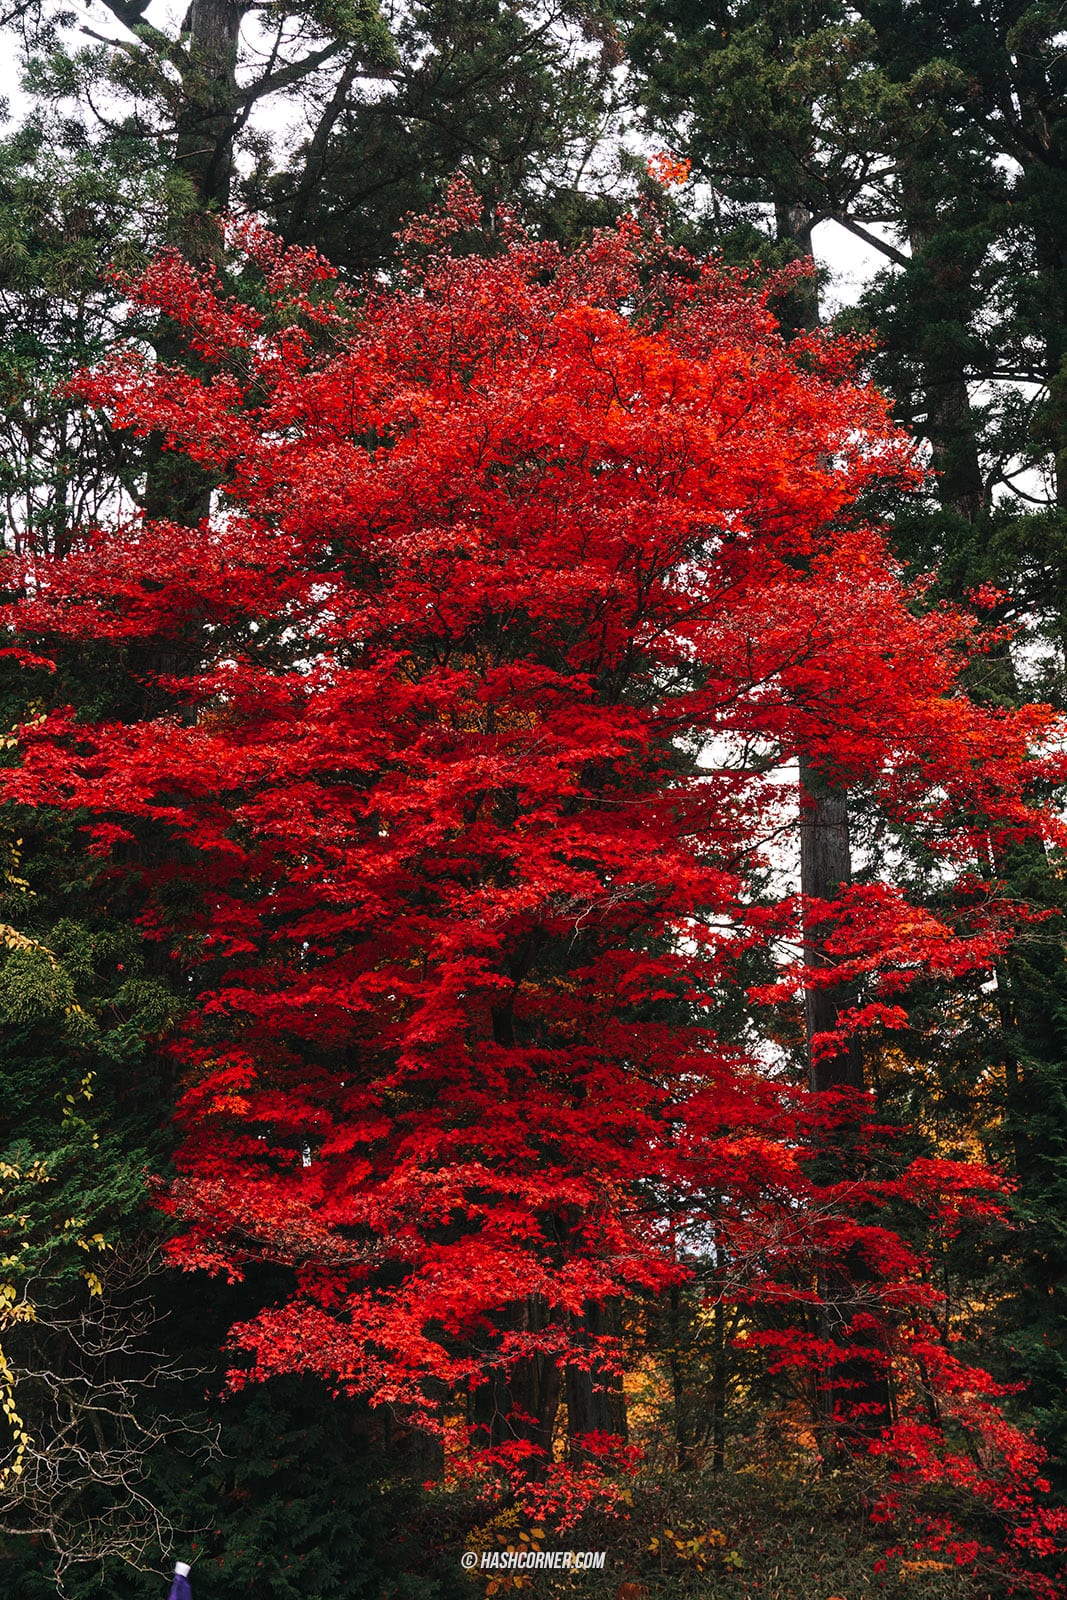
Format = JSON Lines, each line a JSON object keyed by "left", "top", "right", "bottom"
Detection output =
{"left": 266, "top": 0, "right": 626, "bottom": 272}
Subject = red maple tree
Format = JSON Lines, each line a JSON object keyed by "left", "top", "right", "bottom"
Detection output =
{"left": 2, "top": 187, "right": 1064, "bottom": 1580}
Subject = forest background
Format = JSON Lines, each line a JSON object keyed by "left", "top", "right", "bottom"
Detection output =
{"left": 1, "top": 2, "right": 1067, "bottom": 1597}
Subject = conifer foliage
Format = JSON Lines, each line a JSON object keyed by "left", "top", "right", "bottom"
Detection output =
{"left": 2, "top": 191, "right": 1065, "bottom": 1580}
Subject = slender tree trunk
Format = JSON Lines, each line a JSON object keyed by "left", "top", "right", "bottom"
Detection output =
{"left": 667, "top": 1282, "right": 689, "bottom": 1471}
{"left": 710, "top": 1277, "right": 727, "bottom": 1472}
{"left": 772, "top": 198, "right": 861, "bottom": 1094}
{"left": 282, "top": 49, "right": 364, "bottom": 244}
{"left": 799, "top": 757, "right": 863, "bottom": 1095}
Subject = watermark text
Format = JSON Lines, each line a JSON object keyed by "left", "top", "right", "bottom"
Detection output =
{"left": 461, "top": 1550, "right": 606, "bottom": 1572}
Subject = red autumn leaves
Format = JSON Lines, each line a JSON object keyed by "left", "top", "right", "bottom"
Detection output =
{"left": 2, "top": 195, "right": 1064, "bottom": 1576}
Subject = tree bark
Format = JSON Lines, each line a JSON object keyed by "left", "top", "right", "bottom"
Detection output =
{"left": 565, "top": 1300, "right": 627, "bottom": 1457}
{"left": 469, "top": 1297, "right": 562, "bottom": 1465}
{"left": 775, "top": 195, "right": 890, "bottom": 1447}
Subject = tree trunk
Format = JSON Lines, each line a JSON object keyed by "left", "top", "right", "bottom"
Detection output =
{"left": 799, "top": 758, "right": 863, "bottom": 1095}
{"left": 902, "top": 195, "right": 987, "bottom": 526}
{"left": 143, "top": 0, "right": 244, "bottom": 527}
{"left": 565, "top": 1300, "right": 627, "bottom": 1458}
{"left": 469, "top": 1297, "right": 562, "bottom": 1466}
{"left": 775, "top": 196, "right": 890, "bottom": 1447}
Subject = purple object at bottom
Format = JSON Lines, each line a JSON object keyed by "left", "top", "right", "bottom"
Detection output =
{"left": 167, "top": 1575, "right": 192, "bottom": 1600}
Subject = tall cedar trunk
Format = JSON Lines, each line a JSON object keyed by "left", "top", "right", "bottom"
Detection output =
{"left": 469, "top": 1297, "right": 562, "bottom": 1466}
{"left": 902, "top": 197, "right": 986, "bottom": 524}
{"left": 175, "top": 0, "right": 243, "bottom": 227}
{"left": 900, "top": 203, "right": 1033, "bottom": 1178}
{"left": 143, "top": 0, "right": 244, "bottom": 527}
{"left": 775, "top": 197, "right": 890, "bottom": 1447}
{"left": 921, "top": 371, "right": 985, "bottom": 525}
{"left": 565, "top": 1300, "right": 628, "bottom": 1457}
{"left": 1010, "top": 51, "right": 1067, "bottom": 512}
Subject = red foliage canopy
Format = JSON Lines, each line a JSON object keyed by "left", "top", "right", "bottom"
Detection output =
{"left": 2, "top": 190, "right": 1064, "bottom": 1576}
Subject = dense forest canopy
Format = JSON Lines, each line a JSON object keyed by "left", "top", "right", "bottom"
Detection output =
{"left": 0, "top": 4, "right": 1066, "bottom": 1598}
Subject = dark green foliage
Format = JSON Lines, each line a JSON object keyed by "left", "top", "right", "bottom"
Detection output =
{"left": 2, "top": 1374, "right": 472, "bottom": 1598}
{"left": 168, "top": 1382, "right": 468, "bottom": 1600}
{"left": 266, "top": 0, "right": 625, "bottom": 272}
{"left": 0, "top": 119, "right": 159, "bottom": 556}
